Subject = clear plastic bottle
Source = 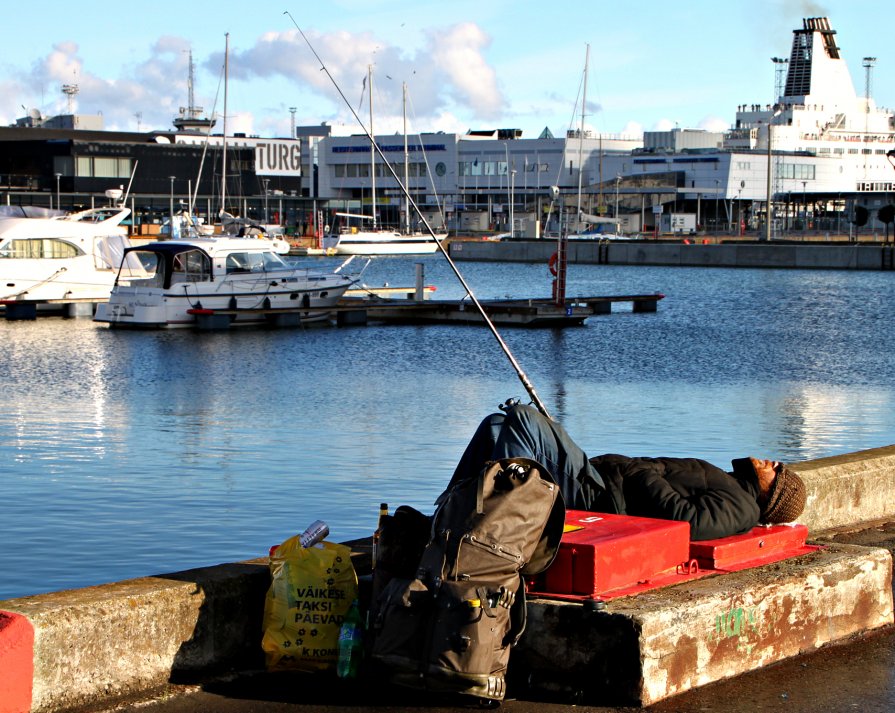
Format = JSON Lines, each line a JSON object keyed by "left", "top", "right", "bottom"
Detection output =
{"left": 337, "top": 599, "right": 364, "bottom": 678}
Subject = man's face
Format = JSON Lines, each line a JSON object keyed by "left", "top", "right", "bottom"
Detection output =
{"left": 749, "top": 457, "right": 781, "bottom": 500}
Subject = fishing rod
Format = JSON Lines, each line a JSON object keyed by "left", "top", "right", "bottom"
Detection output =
{"left": 284, "top": 11, "right": 552, "bottom": 420}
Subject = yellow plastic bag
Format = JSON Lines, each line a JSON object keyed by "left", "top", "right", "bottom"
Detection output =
{"left": 261, "top": 535, "right": 358, "bottom": 672}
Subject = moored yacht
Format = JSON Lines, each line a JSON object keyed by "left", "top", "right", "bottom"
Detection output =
{"left": 0, "top": 205, "right": 132, "bottom": 307}
{"left": 94, "top": 237, "right": 355, "bottom": 328}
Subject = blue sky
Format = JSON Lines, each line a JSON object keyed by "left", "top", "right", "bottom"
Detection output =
{"left": 1, "top": 1, "right": 889, "bottom": 139}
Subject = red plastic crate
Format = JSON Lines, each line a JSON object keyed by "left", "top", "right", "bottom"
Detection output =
{"left": 538, "top": 510, "right": 691, "bottom": 597}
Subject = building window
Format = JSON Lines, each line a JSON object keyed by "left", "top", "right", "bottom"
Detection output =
{"left": 76, "top": 157, "right": 92, "bottom": 176}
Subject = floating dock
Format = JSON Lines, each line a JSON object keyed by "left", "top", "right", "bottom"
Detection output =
{"left": 347, "top": 293, "right": 665, "bottom": 327}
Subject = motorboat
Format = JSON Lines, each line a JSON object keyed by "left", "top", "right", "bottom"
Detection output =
{"left": 94, "top": 237, "right": 355, "bottom": 328}
{"left": 0, "top": 205, "right": 132, "bottom": 306}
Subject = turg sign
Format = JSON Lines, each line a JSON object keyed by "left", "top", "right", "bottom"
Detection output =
{"left": 255, "top": 140, "right": 302, "bottom": 176}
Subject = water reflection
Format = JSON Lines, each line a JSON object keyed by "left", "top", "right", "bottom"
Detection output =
{"left": 1, "top": 261, "right": 895, "bottom": 599}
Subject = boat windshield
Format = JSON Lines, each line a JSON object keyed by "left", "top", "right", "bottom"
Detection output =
{"left": 115, "top": 250, "right": 166, "bottom": 288}
{"left": 224, "top": 250, "right": 291, "bottom": 274}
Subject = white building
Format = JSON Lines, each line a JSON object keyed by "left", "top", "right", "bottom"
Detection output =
{"left": 313, "top": 16, "right": 893, "bottom": 238}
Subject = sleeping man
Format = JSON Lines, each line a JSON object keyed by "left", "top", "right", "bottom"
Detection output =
{"left": 447, "top": 401, "right": 807, "bottom": 541}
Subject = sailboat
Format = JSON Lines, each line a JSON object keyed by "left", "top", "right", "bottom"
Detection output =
{"left": 327, "top": 67, "right": 444, "bottom": 255}
{"left": 563, "top": 46, "right": 626, "bottom": 241}
{"left": 197, "top": 34, "right": 290, "bottom": 253}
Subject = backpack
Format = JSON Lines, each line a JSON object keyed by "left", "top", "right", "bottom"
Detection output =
{"left": 369, "top": 457, "right": 565, "bottom": 702}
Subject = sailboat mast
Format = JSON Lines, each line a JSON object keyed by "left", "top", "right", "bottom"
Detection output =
{"left": 368, "top": 64, "right": 376, "bottom": 230}
{"left": 221, "top": 33, "right": 229, "bottom": 216}
{"left": 576, "top": 44, "right": 589, "bottom": 230}
{"left": 403, "top": 82, "right": 410, "bottom": 234}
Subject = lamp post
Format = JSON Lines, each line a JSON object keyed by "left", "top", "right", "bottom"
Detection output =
{"left": 54, "top": 173, "right": 61, "bottom": 211}
{"left": 169, "top": 176, "right": 176, "bottom": 229}
{"left": 509, "top": 168, "right": 516, "bottom": 238}
{"left": 262, "top": 178, "right": 270, "bottom": 224}
{"left": 802, "top": 180, "right": 807, "bottom": 233}
{"left": 714, "top": 179, "right": 720, "bottom": 234}
{"left": 765, "top": 107, "right": 782, "bottom": 241}
{"left": 615, "top": 175, "right": 621, "bottom": 223}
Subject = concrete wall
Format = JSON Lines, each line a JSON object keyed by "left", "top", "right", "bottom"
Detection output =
{"left": 448, "top": 239, "right": 895, "bottom": 271}
{"left": 2, "top": 446, "right": 895, "bottom": 712}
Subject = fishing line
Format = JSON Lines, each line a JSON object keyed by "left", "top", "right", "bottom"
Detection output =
{"left": 284, "top": 10, "right": 552, "bottom": 420}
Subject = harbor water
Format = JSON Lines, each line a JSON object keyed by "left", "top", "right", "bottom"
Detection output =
{"left": 2, "top": 256, "right": 895, "bottom": 600}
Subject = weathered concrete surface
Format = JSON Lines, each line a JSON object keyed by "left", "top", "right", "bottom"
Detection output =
{"left": 448, "top": 239, "right": 894, "bottom": 271}
{"left": 792, "top": 445, "right": 895, "bottom": 534}
{"left": 0, "top": 562, "right": 269, "bottom": 713}
{"left": 516, "top": 543, "right": 894, "bottom": 706}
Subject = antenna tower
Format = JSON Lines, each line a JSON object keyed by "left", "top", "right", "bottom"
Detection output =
{"left": 61, "top": 83, "right": 79, "bottom": 114}
{"left": 862, "top": 56, "right": 876, "bottom": 108}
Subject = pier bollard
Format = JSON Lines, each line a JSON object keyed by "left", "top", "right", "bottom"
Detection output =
{"left": 66, "top": 302, "right": 95, "bottom": 318}
{"left": 415, "top": 263, "right": 424, "bottom": 301}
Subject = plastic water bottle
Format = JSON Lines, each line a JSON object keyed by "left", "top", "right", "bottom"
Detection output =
{"left": 337, "top": 599, "right": 364, "bottom": 678}
{"left": 299, "top": 520, "right": 329, "bottom": 548}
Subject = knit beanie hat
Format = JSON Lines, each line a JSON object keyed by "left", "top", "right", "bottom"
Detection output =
{"left": 761, "top": 467, "right": 807, "bottom": 524}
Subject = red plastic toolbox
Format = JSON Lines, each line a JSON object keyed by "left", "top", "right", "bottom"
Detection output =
{"left": 689, "top": 524, "right": 813, "bottom": 570}
{"left": 539, "top": 510, "right": 691, "bottom": 597}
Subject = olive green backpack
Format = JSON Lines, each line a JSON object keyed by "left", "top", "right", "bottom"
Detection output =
{"left": 369, "top": 457, "right": 565, "bottom": 702}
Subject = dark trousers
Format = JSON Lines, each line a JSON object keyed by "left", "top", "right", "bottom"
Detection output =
{"left": 447, "top": 403, "right": 610, "bottom": 511}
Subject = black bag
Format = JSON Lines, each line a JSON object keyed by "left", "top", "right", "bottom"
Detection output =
{"left": 369, "top": 457, "right": 565, "bottom": 702}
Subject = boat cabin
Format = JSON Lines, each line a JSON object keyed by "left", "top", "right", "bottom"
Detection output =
{"left": 114, "top": 240, "right": 297, "bottom": 290}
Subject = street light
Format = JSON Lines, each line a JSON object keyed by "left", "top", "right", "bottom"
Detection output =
{"left": 802, "top": 180, "right": 807, "bottom": 233}
{"left": 509, "top": 168, "right": 516, "bottom": 239}
{"left": 764, "top": 106, "right": 782, "bottom": 241}
{"left": 54, "top": 172, "right": 61, "bottom": 211}
{"left": 615, "top": 175, "right": 621, "bottom": 223}
{"left": 169, "top": 176, "right": 176, "bottom": 231}
{"left": 714, "top": 179, "right": 720, "bottom": 234}
{"left": 262, "top": 178, "right": 270, "bottom": 224}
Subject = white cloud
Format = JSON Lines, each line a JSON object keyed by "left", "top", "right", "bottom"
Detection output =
{"left": 698, "top": 116, "right": 731, "bottom": 132}
{"left": 427, "top": 23, "right": 504, "bottom": 120}
{"left": 620, "top": 121, "right": 644, "bottom": 138}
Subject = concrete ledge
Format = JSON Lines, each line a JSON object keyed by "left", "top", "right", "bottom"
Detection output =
{"left": 0, "top": 611, "right": 34, "bottom": 713}
{"left": 792, "top": 445, "right": 895, "bottom": 534}
{"left": 516, "top": 543, "right": 894, "bottom": 705}
{"left": 0, "top": 562, "right": 269, "bottom": 713}
{"left": 448, "top": 239, "right": 894, "bottom": 271}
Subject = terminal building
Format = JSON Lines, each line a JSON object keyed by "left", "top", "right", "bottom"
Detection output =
{"left": 1, "top": 16, "right": 892, "bottom": 239}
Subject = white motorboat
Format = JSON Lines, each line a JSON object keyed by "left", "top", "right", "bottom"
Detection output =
{"left": 0, "top": 205, "right": 132, "bottom": 306}
{"left": 94, "top": 237, "right": 355, "bottom": 328}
